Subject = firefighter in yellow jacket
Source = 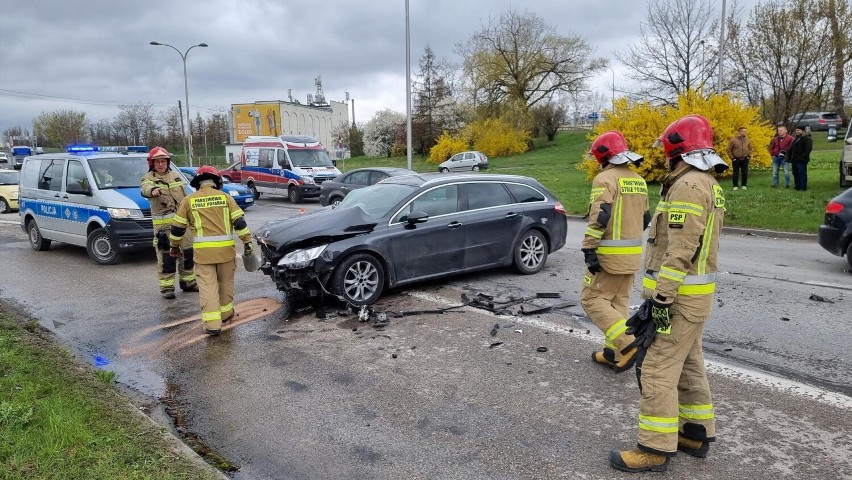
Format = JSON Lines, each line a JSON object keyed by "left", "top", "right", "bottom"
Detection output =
{"left": 140, "top": 146, "right": 196, "bottom": 299}
{"left": 169, "top": 166, "right": 253, "bottom": 335}
{"left": 581, "top": 131, "right": 650, "bottom": 373}
{"left": 610, "top": 114, "right": 726, "bottom": 473}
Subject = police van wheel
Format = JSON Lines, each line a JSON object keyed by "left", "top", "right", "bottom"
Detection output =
{"left": 288, "top": 186, "right": 302, "bottom": 204}
{"left": 0, "top": 197, "right": 9, "bottom": 214}
{"left": 27, "top": 219, "right": 51, "bottom": 251}
{"left": 513, "top": 229, "right": 548, "bottom": 275}
{"left": 249, "top": 184, "right": 261, "bottom": 200}
{"left": 86, "top": 228, "right": 120, "bottom": 265}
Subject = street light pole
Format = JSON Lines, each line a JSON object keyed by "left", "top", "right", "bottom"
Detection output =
{"left": 150, "top": 41, "right": 208, "bottom": 167}
{"left": 405, "top": 0, "right": 412, "bottom": 170}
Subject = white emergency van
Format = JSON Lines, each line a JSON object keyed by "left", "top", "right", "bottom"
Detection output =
{"left": 240, "top": 135, "right": 341, "bottom": 203}
{"left": 18, "top": 145, "right": 189, "bottom": 265}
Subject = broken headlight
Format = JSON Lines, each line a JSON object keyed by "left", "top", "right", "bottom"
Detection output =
{"left": 277, "top": 244, "right": 328, "bottom": 269}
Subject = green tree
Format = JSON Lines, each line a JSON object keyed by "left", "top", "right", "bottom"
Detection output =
{"left": 458, "top": 9, "right": 602, "bottom": 115}
{"left": 413, "top": 45, "right": 458, "bottom": 155}
{"left": 33, "top": 109, "right": 88, "bottom": 147}
{"left": 531, "top": 103, "right": 567, "bottom": 141}
{"left": 348, "top": 124, "right": 365, "bottom": 157}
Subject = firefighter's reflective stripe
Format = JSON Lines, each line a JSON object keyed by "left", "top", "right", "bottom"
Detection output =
{"left": 597, "top": 238, "right": 643, "bottom": 255}
{"left": 679, "top": 403, "right": 714, "bottom": 420}
{"left": 589, "top": 187, "right": 606, "bottom": 204}
{"left": 643, "top": 273, "right": 716, "bottom": 295}
{"left": 235, "top": 226, "right": 250, "bottom": 237}
{"left": 152, "top": 213, "right": 175, "bottom": 226}
{"left": 655, "top": 201, "right": 670, "bottom": 213}
{"left": 172, "top": 214, "right": 188, "bottom": 226}
{"left": 222, "top": 210, "right": 232, "bottom": 235}
{"left": 585, "top": 227, "right": 604, "bottom": 238}
{"left": 613, "top": 195, "right": 623, "bottom": 239}
{"left": 159, "top": 278, "right": 175, "bottom": 288}
{"left": 202, "top": 311, "right": 221, "bottom": 322}
{"left": 230, "top": 209, "right": 244, "bottom": 220}
{"left": 605, "top": 318, "right": 628, "bottom": 350}
{"left": 669, "top": 201, "right": 704, "bottom": 217}
{"left": 194, "top": 234, "right": 235, "bottom": 249}
{"left": 220, "top": 302, "right": 234, "bottom": 313}
{"left": 696, "top": 211, "right": 716, "bottom": 275}
{"left": 638, "top": 414, "right": 679, "bottom": 433}
{"left": 180, "top": 273, "right": 196, "bottom": 282}
{"left": 659, "top": 266, "right": 687, "bottom": 283}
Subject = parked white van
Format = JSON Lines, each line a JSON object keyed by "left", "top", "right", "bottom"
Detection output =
{"left": 240, "top": 135, "right": 341, "bottom": 203}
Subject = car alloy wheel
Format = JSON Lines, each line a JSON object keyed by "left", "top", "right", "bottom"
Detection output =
{"left": 472, "top": 165, "right": 480, "bottom": 171}
{"left": 289, "top": 186, "right": 302, "bottom": 203}
{"left": 440, "top": 167, "right": 449, "bottom": 173}
{"left": 331, "top": 197, "right": 342, "bottom": 208}
{"left": 333, "top": 253, "right": 385, "bottom": 305}
{"left": 514, "top": 230, "right": 548, "bottom": 274}
{"left": 87, "top": 228, "right": 120, "bottom": 265}
{"left": 0, "top": 197, "right": 8, "bottom": 214}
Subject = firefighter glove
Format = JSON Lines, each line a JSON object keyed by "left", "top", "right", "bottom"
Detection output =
{"left": 582, "top": 248, "right": 603, "bottom": 275}
{"left": 244, "top": 242, "right": 253, "bottom": 255}
{"left": 156, "top": 230, "right": 169, "bottom": 251}
{"left": 650, "top": 297, "right": 672, "bottom": 334}
{"left": 169, "top": 246, "right": 181, "bottom": 258}
{"left": 626, "top": 300, "right": 656, "bottom": 349}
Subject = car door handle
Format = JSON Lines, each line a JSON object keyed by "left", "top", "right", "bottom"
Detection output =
{"left": 505, "top": 212, "right": 519, "bottom": 219}
{"left": 54, "top": 194, "right": 61, "bottom": 199}
{"left": 62, "top": 195, "right": 69, "bottom": 199}
{"left": 447, "top": 221, "right": 463, "bottom": 229}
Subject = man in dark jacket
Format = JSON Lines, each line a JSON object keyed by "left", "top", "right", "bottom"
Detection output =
{"left": 789, "top": 125, "right": 813, "bottom": 191}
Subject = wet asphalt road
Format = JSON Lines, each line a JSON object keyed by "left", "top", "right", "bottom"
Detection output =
{"left": 1, "top": 196, "right": 851, "bottom": 479}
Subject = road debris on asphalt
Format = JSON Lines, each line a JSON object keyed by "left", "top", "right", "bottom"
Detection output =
{"left": 536, "top": 346, "right": 548, "bottom": 353}
{"left": 808, "top": 294, "right": 835, "bottom": 303}
{"left": 489, "top": 341, "right": 504, "bottom": 348}
{"left": 490, "top": 323, "right": 499, "bottom": 336}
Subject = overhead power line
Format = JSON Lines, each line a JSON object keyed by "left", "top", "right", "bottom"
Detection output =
{"left": 0, "top": 88, "right": 222, "bottom": 112}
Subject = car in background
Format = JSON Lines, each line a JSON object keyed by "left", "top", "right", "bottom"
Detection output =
{"left": 0, "top": 169, "right": 20, "bottom": 213}
{"left": 256, "top": 172, "right": 567, "bottom": 306}
{"left": 0, "top": 152, "right": 8, "bottom": 164}
{"left": 218, "top": 162, "right": 243, "bottom": 184}
{"left": 438, "top": 151, "right": 489, "bottom": 172}
{"left": 788, "top": 112, "right": 845, "bottom": 131}
{"left": 818, "top": 187, "right": 852, "bottom": 268}
{"left": 319, "top": 167, "right": 416, "bottom": 207}
{"left": 178, "top": 167, "right": 254, "bottom": 210}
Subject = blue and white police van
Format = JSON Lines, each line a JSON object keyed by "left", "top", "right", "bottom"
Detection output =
{"left": 18, "top": 145, "right": 188, "bottom": 265}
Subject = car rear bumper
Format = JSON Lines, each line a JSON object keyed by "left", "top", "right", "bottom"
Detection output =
{"left": 818, "top": 224, "right": 848, "bottom": 256}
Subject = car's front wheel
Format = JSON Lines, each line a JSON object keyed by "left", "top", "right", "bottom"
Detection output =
{"left": 87, "top": 228, "right": 120, "bottom": 265}
{"left": 513, "top": 229, "right": 548, "bottom": 274}
{"left": 332, "top": 253, "right": 385, "bottom": 306}
{"left": 249, "top": 183, "right": 261, "bottom": 200}
{"left": 0, "top": 197, "right": 9, "bottom": 214}
{"left": 27, "top": 219, "right": 51, "bottom": 251}
{"left": 288, "top": 186, "right": 302, "bottom": 203}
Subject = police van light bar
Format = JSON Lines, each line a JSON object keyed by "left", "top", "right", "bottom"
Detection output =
{"left": 67, "top": 145, "right": 99, "bottom": 153}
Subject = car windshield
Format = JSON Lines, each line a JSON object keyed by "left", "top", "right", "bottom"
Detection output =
{"left": 337, "top": 183, "right": 417, "bottom": 219}
{"left": 88, "top": 157, "right": 149, "bottom": 189}
{"left": 288, "top": 149, "right": 335, "bottom": 168}
{"left": 0, "top": 171, "right": 19, "bottom": 185}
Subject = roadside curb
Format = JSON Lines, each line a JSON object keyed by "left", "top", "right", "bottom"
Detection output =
{"left": 565, "top": 215, "right": 817, "bottom": 242}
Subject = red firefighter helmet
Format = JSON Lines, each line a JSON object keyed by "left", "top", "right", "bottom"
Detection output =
{"left": 190, "top": 165, "right": 222, "bottom": 190}
{"left": 588, "top": 131, "right": 643, "bottom": 166}
{"left": 653, "top": 115, "right": 728, "bottom": 172}
{"left": 147, "top": 146, "right": 172, "bottom": 170}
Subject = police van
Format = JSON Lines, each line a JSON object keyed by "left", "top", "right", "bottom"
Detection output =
{"left": 240, "top": 135, "right": 341, "bottom": 203}
{"left": 18, "top": 145, "right": 186, "bottom": 265}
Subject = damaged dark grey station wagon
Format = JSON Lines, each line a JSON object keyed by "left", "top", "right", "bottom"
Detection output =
{"left": 256, "top": 173, "right": 568, "bottom": 306}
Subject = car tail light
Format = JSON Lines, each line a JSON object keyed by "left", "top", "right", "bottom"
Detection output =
{"left": 554, "top": 202, "right": 566, "bottom": 215}
{"left": 826, "top": 201, "right": 844, "bottom": 214}
{"left": 819, "top": 118, "right": 827, "bottom": 124}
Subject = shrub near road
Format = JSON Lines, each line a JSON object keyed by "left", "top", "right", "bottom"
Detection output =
{"left": 0, "top": 309, "right": 219, "bottom": 480}
{"left": 343, "top": 130, "right": 846, "bottom": 233}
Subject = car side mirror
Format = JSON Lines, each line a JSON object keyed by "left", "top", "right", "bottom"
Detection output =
{"left": 406, "top": 211, "right": 429, "bottom": 225}
{"left": 67, "top": 181, "right": 92, "bottom": 196}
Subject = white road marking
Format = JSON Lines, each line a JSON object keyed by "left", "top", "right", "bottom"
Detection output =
{"left": 0, "top": 219, "right": 20, "bottom": 225}
{"left": 407, "top": 290, "right": 852, "bottom": 411}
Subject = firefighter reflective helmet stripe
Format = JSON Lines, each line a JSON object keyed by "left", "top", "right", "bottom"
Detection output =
{"left": 589, "top": 130, "right": 644, "bottom": 165}
{"left": 653, "top": 115, "right": 728, "bottom": 172}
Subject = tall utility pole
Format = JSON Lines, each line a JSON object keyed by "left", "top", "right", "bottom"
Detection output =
{"left": 177, "top": 100, "right": 188, "bottom": 161}
{"left": 150, "top": 41, "right": 208, "bottom": 166}
{"left": 717, "top": 0, "right": 727, "bottom": 93}
{"left": 405, "top": 0, "right": 412, "bottom": 170}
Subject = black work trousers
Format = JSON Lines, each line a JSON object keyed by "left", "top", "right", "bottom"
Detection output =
{"left": 732, "top": 158, "right": 749, "bottom": 188}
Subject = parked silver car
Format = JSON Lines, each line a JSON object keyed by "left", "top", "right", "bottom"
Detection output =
{"left": 438, "top": 151, "right": 489, "bottom": 172}
{"left": 787, "top": 111, "right": 845, "bottom": 131}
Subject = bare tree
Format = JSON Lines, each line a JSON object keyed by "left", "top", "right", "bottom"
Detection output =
{"left": 413, "top": 45, "right": 460, "bottom": 154}
{"left": 458, "top": 9, "right": 602, "bottom": 115}
{"left": 112, "top": 103, "right": 156, "bottom": 145}
{"left": 618, "top": 0, "right": 719, "bottom": 103}
{"left": 727, "top": 0, "right": 834, "bottom": 124}
{"left": 818, "top": 0, "right": 852, "bottom": 116}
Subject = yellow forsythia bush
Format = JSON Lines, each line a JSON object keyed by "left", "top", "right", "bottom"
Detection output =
{"left": 428, "top": 131, "right": 469, "bottom": 164}
{"left": 578, "top": 89, "right": 776, "bottom": 182}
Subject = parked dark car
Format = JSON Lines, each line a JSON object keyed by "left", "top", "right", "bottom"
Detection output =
{"left": 818, "top": 187, "right": 852, "bottom": 268}
{"left": 319, "top": 167, "right": 416, "bottom": 207}
{"left": 788, "top": 112, "right": 845, "bottom": 132}
{"left": 178, "top": 167, "right": 255, "bottom": 210}
{"left": 257, "top": 173, "right": 567, "bottom": 305}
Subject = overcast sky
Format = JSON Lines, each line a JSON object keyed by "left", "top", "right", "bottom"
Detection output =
{"left": 0, "top": 0, "right": 758, "bottom": 134}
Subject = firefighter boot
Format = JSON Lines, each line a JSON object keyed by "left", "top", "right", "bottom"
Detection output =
{"left": 609, "top": 448, "right": 670, "bottom": 473}
{"left": 180, "top": 281, "right": 199, "bottom": 292}
{"left": 613, "top": 345, "right": 638, "bottom": 373}
{"left": 592, "top": 347, "right": 617, "bottom": 368}
{"left": 678, "top": 423, "right": 711, "bottom": 458}
{"left": 162, "top": 290, "right": 176, "bottom": 300}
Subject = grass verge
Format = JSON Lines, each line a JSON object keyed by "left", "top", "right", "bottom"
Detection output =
{"left": 0, "top": 308, "right": 220, "bottom": 480}
{"left": 338, "top": 130, "right": 847, "bottom": 233}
